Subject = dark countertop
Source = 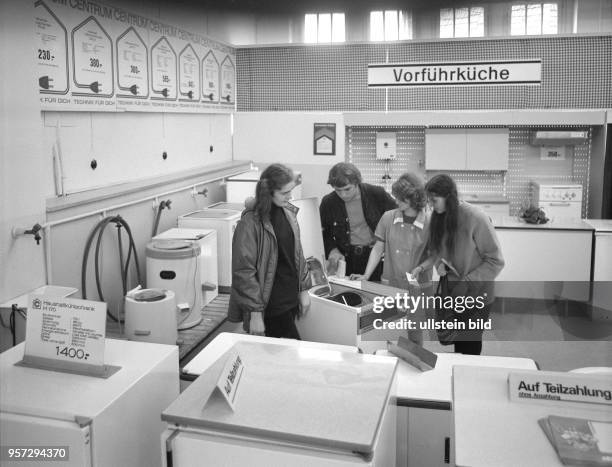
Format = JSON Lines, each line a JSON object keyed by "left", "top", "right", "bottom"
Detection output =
{"left": 461, "top": 193, "right": 509, "bottom": 204}
{"left": 585, "top": 219, "right": 612, "bottom": 232}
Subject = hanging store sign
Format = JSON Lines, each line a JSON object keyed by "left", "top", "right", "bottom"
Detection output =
{"left": 368, "top": 59, "right": 542, "bottom": 87}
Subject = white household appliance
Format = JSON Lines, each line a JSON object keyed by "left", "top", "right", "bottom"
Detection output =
{"left": 177, "top": 209, "right": 241, "bottom": 292}
{"left": 300, "top": 276, "right": 405, "bottom": 354}
{"left": 161, "top": 340, "right": 397, "bottom": 466}
{"left": 0, "top": 339, "right": 178, "bottom": 467}
{"left": 292, "top": 198, "right": 404, "bottom": 353}
{"left": 146, "top": 240, "right": 202, "bottom": 330}
{"left": 153, "top": 228, "right": 218, "bottom": 306}
{"left": 532, "top": 181, "right": 583, "bottom": 220}
{"left": 124, "top": 288, "right": 178, "bottom": 344}
{"left": 207, "top": 201, "right": 245, "bottom": 211}
{"left": 226, "top": 169, "right": 302, "bottom": 204}
{"left": 0, "top": 286, "right": 77, "bottom": 352}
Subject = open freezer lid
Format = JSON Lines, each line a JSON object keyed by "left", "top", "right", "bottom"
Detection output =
{"left": 162, "top": 341, "right": 397, "bottom": 455}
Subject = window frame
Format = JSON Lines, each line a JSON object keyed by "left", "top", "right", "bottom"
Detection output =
{"left": 510, "top": 2, "right": 558, "bottom": 36}
{"left": 369, "top": 9, "right": 413, "bottom": 42}
{"left": 439, "top": 6, "right": 485, "bottom": 38}
{"left": 303, "top": 12, "right": 346, "bottom": 43}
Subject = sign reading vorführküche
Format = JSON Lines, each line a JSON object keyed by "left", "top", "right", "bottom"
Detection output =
{"left": 368, "top": 60, "right": 542, "bottom": 87}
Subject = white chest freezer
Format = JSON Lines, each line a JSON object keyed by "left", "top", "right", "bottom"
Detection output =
{"left": 178, "top": 209, "right": 241, "bottom": 292}
{"left": 153, "top": 228, "right": 219, "bottom": 306}
{"left": 162, "top": 340, "right": 397, "bottom": 467}
{"left": 1, "top": 339, "right": 179, "bottom": 467}
{"left": 226, "top": 169, "right": 302, "bottom": 204}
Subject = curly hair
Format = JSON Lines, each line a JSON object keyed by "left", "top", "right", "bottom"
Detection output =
{"left": 391, "top": 172, "right": 427, "bottom": 211}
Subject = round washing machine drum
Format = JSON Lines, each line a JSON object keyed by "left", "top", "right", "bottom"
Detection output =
{"left": 124, "top": 288, "right": 177, "bottom": 345}
{"left": 146, "top": 240, "right": 203, "bottom": 330}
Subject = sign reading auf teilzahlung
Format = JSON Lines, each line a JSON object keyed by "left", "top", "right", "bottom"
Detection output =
{"left": 509, "top": 371, "right": 612, "bottom": 407}
{"left": 368, "top": 59, "right": 542, "bottom": 87}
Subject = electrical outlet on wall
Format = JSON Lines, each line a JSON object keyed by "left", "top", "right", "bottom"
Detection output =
{"left": 376, "top": 132, "right": 396, "bottom": 160}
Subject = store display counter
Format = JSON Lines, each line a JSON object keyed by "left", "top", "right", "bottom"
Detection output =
{"left": 376, "top": 350, "right": 537, "bottom": 467}
{"left": 452, "top": 365, "right": 612, "bottom": 467}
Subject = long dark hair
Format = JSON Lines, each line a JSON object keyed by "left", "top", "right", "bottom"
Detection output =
{"left": 425, "top": 174, "right": 460, "bottom": 256}
{"left": 254, "top": 164, "right": 294, "bottom": 220}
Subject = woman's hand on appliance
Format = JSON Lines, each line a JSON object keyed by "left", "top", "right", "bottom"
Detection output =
{"left": 248, "top": 311, "right": 265, "bottom": 336}
{"left": 298, "top": 290, "right": 311, "bottom": 317}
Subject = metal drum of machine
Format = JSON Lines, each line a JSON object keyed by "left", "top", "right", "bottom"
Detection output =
{"left": 146, "top": 240, "right": 202, "bottom": 330}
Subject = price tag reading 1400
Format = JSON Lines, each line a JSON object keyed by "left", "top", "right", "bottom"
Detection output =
{"left": 55, "top": 346, "right": 90, "bottom": 360}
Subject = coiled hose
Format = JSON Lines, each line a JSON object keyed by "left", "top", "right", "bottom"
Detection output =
{"left": 81, "top": 215, "right": 142, "bottom": 322}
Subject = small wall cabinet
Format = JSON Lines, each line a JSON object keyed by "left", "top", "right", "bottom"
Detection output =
{"left": 425, "top": 128, "right": 509, "bottom": 171}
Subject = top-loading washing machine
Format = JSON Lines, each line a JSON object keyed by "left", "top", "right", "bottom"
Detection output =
{"left": 297, "top": 265, "right": 405, "bottom": 353}
{"left": 153, "top": 228, "right": 218, "bottom": 306}
{"left": 146, "top": 240, "right": 203, "bottom": 330}
{"left": 177, "top": 209, "right": 241, "bottom": 292}
{"left": 225, "top": 169, "right": 302, "bottom": 204}
{"left": 207, "top": 201, "right": 245, "bottom": 211}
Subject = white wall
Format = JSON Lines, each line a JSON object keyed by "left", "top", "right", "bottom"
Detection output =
{"left": 0, "top": 0, "right": 234, "bottom": 311}
{"left": 233, "top": 112, "right": 345, "bottom": 201}
{"left": 1, "top": 0, "right": 48, "bottom": 302}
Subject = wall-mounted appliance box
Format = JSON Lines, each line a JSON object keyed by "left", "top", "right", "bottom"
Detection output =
{"left": 530, "top": 131, "right": 588, "bottom": 146}
{"left": 376, "top": 132, "right": 397, "bottom": 159}
{"left": 425, "top": 128, "right": 509, "bottom": 171}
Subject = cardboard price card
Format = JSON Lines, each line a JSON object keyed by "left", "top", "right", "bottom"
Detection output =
{"left": 23, "top": 294, "right": 107, "bottom": 372}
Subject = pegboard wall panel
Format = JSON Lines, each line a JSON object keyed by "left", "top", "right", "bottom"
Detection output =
{"left": 237, "top": 36, "right": 612, "bottom": 111}
{"left": 506, "top": 126, "right": 591, "bottom": 216}
{"left": 348, "top": 126, "right": 592, "bottom": 217}
{"left": 347, "top": 126, "right": 426, "bottom": 192}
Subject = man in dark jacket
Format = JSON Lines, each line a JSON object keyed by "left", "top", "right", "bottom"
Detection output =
{"left": 319, "top": 163, "right": 396, "bottom": 281}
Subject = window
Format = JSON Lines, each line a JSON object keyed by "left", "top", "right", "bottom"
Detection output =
{"left": 304, "top": 13, "right": 345, "bottom": 43}
{"left": 440, "top": 7, "right": 484, "bottom": 38}
{"left": 511, "top": 3, "right": 558, "bottom": 35}
{"left": 370, "top": 10, "right": 413, "bottom": 41}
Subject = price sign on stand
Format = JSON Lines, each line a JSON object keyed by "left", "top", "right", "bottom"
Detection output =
{"left": 18, "top": 294, "right": 115, "bottom": 378}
